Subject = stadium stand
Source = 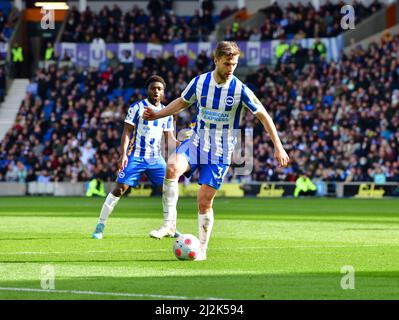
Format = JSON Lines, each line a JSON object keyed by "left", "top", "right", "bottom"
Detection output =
{"left": 1, "top": 29, "right": 398, "bottom": 185}
{"left": 61, "top": 3, "right": 235, "bottom": 43}
{"left": 243, "top": 31, "right": 399, "bottom": 184}
{"left": 223, "top": 0, "right": 384, "bottom": 41}
{"left": 0, "top": 51, "right": 211, "bottom": 183}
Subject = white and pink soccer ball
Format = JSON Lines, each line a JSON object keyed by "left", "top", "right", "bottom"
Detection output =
{"left": 173, "top": 234, "right": 201, "bottom": 261}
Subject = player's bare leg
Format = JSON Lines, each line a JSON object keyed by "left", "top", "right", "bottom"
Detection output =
{"left": 93, "top": 183, "right": 130, "bottom": 239}
{"left": 196, "top": 184, "right": 218, "bottom": 260}
{"left": 149, "top": 153, "right": 189, "bottom": 239}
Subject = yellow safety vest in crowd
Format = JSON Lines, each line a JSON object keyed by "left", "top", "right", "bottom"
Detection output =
{"left": 290, "top": 44, "right": 299, "bottom": 55}
{"left": 45, "top": 47, "right": 54, "bottom": 61}
{"left": 12, "top": 47, "right": 24, "bottom": 62}
{"left": 294, "top": 177, "right": 316, "bottom": 197}
{"left": 232, "top": 21, "right": 239, "bottom": 33}
{"left": 313, "top": 43, "right": 326, "bottom": 56}
{"left": 275, "top": 43, "right": 289, "bottom": 59}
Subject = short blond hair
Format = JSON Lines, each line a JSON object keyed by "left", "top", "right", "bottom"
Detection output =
{"left": 215, "top": 41, "right": 240, "bottom": 58}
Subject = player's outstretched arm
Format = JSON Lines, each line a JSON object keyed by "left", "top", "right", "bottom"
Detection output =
{"left": 255, "top": 107, "right": 290, "bottom": 168}
{"left": 143, "top": 97, "right": 190, "bottom": 120}
{"left": 118, "top": 123, "right": 134, "bottom": 171}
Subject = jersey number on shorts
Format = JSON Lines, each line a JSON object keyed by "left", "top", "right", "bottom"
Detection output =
{"left": 217, "top": 167, "right": 225, "bottom": 180}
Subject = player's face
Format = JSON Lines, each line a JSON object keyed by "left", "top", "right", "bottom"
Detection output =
{"left": 148, "top": 82, "right": 165, "bottom": 105}
{"left": 214, "top": 55, "right": 239, "bottom": 82}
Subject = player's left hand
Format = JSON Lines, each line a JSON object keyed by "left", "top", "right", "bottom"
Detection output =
{"left": 143, "top": 107, "right": 157, "bottom": 120}
{"left": 274, "top": 147, "right": 290, "bottom": 167}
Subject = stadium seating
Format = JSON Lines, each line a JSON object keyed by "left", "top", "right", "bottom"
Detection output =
{"left": 61, "top": 4, "right": 230, "bottom": 43}
{"left": 60, "top": 2, "right": 385, "bottom": 44}
{"left": 224, "top": 0, "right": 384, "bottom": 41}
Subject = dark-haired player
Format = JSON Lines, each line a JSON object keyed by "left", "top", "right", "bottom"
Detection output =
{"left": 92, "top": 75, "right": 179, "bottom": 239}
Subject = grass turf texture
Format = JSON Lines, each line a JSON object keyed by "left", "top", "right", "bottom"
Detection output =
{"left": 0, "top": 197, "right": 398, "bottom": 300}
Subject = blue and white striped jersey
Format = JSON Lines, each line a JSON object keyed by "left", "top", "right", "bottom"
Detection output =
{"left": 181, "top": 71, "right": 263, "bottom": 164}
{"left": 124, "top": 99, "right": 174, "bottom": 160}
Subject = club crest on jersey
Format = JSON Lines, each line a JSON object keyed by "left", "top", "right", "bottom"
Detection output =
{"left": 118, "top": 171, "right": 125, "bottom": 179}
{"left": 225, "top": 96, "right": 235, "bottom": 107}
{"left": 141, "top": 126, "right": 150, "bottom": 134}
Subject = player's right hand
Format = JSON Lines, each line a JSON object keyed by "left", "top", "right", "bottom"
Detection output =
{"left": 143, "top": 107, "right": 157, "bottom": 120}
{"left": 274, "top": 147, "right": 290, "bottom": 168}
{"left": 118, "top": 154, "right": 128, "bottom": 171}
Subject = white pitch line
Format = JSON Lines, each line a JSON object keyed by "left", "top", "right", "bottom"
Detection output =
{"left": 0, "top": 287, "right": 225, "bottom": 300}
{"left": 0, "top": 248, "right": 168, "bottom": 255}
{"left": 0, "top": 243, "right": 397, "bottom": 256}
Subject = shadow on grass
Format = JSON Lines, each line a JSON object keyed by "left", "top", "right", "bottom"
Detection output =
{"left": 0, "top": 272, "right": 399, "bottom": 300}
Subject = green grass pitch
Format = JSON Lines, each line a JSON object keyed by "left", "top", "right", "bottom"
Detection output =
{"left": 0, "top": 196, "right": 398, "bottom": 300}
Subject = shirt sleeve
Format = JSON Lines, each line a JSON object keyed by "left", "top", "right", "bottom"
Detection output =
{"left": 164, "top": 115, "right": 174, "bottom": 132}
{"left": 124, "top": 103, "right": 140, "bottom": 126}
{"left": 181, "top": 76, "right": 198, "bottom": 105}
{"left": 241, "top": 85, "right": 263, "bottom": 114}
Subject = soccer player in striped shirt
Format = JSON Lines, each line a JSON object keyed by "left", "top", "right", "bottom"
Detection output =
{"left": 144, "top": 42, "right": 290, "bottom": 260}
{"left": 92, "top": 75, "right": 178, "bottom": 239}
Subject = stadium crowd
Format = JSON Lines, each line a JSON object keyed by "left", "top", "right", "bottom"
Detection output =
{"left": 0, "top": 2, "right": 20, "bottom": 42}
{"left": 243, "top": 31, "right": 399, "bottom": 184}
{"left": 58, "top": 0, "right": 387, "bottom": 45}
{"left": 0, "top": 50, "right": 212, "bottom": 183}
{"left": 60, "top": 1, "right": 385, "bottom": 44}
{"left": 224, "top": 0, "right": 383, "bottom": 41}
{"left": 61, "top": 1, "right": 231, "bottom": 43}
{"left": 1, "top": 31, "right": 398, "bottom": 186}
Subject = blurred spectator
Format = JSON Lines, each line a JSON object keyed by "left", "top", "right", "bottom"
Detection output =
{"left": 148, "top": 0, "right": 163, "bottom": 17}
{"left": 196, "top": 50, "right": 211, "bottom": 73}
{"left": 0, "top": 66, "right": 5, "bottom": 102}
{"left": 163, "top": 0, "right": 174, "bottom": 15}
{"left": 5, "top": 163, "right": 18, "bottom": 182}
{"left": 312, "top": 38, "right": 327, "bottom": 60}
{"left": 80, "top": 141, "right": 96, "bottom": 166}
{"left": 11, "top": 43, "right": 24, "bottom": 78}
{"left": 16, "top": 161, "right": 27, "bottom": 183}
{"left": 86, "top": 178, "right": 106, "bottom": 197}
{"left": 373, "top": 167, "right": 387, "bottom": 184}
{"left": 202, "top": 0, "right": 214, "bottom": 15}
{"left": 249, "top": 28, "right": 261, "bottom": 41}
{"left": 44, "top": 42, "right": 55, "bottom": 62}
{"left": 37, "top": 170, "right": 51, "bottom": 183}
{"left": 294, "top": 172, "right": 317, "bottom": 197}
{"left": 26, "top": 78, "right": 38, "bottom": 96}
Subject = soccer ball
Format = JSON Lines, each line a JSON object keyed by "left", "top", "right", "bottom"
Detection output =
{"left": 173, "top": 234, "right": 201, "bottom": 261}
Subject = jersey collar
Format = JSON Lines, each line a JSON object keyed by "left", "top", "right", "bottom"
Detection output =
{"left": 145, "top": 98, "right": 163, "bottom": 110}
